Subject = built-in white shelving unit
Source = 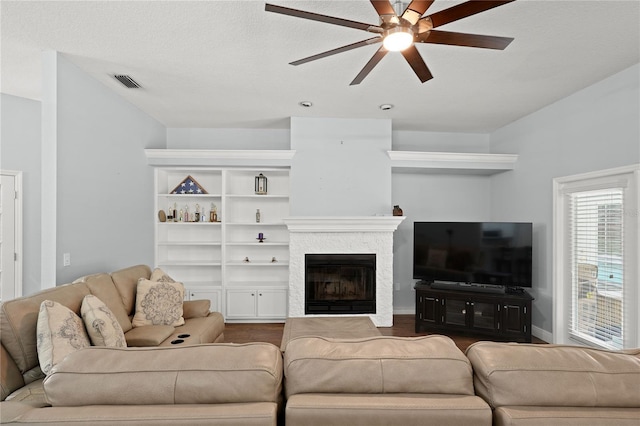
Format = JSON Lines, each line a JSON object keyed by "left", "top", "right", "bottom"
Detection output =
{"left": 387, "top": 151, "right": 518, "bottom": 175}
{"left": 147, "top": 150, "right": 294, "bottom": 322}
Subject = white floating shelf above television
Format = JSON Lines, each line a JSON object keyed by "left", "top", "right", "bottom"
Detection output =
{"left": 387, "top": 151, "right": 518, "bottom": 175}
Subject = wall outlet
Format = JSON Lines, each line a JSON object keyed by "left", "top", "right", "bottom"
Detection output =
{"left": 394, "top": 282, "right": 400, "bottom": 291}
{"left": 63, "top": 253, "right": 71, "bottom": 267}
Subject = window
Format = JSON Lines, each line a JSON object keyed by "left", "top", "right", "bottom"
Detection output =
{"left": 553, "top": 165, "right": 639, "bottom": 350}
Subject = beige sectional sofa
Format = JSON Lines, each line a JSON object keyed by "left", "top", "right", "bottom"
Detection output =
{"left": 2, "top": 265, "right": 639, "bottom": 425}
{"left": 1, "top": 265, "right": 286, "bottom": 425}
{"left": 466, "top": 341, "right": 640, "bottom": 426}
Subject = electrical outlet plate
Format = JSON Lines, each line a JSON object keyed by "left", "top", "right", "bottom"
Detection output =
{"left": 63, "top": 253, "right": 71, "bottom": 267}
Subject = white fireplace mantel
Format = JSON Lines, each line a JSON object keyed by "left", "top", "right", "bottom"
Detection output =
{"left": 284, "top": 215, "right": 405, "bottom": 327}
{"left": 284, "top": 216, "right": 405, "bottom": 233}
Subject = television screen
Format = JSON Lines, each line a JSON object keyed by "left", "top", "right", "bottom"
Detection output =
{"left": 413, "top": 222, "right": 533, "bottom": 288}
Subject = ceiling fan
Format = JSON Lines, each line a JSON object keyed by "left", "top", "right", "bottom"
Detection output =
{"left": 265, "top": 0, "right": 515, "bottom": 85}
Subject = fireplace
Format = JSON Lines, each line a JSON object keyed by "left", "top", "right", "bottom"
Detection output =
{"left": 305, "top": 254, "right": 376, "bottom": 314}
{"left": 284, "top": 216, "right": 405, "bottom": 327}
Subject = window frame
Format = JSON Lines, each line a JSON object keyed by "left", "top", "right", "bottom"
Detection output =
{"left": 553, "top": 164, "right": 639, "bottom": 349}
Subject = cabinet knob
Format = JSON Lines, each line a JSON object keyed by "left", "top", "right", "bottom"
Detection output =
{"left": 259, "top": 293, "right": 263, "bottom": 296}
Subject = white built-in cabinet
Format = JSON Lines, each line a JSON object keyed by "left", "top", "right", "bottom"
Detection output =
{"left": 152, "top": 165, "right": 290, "bottom": 322}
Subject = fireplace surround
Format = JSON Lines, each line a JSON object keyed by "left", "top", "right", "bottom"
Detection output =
{"left": 284, "top": 216, "right": 405, "bottom": 326}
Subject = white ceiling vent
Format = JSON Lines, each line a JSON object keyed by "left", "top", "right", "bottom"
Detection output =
{"left": 113, "top": 74, "right": 141, "bottom": 88}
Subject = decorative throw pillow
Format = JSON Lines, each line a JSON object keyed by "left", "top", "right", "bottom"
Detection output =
{"left": 132, "top": 278, "right": 185, "bottom": 327}
{"left": 36, "top": 300, "right": 91, "bottom": 375}
{"left": 81, "top": 295, "right": 126, "bottom": 347}
{"left": 150, "top": 267, "right": 176, "bottom": 283}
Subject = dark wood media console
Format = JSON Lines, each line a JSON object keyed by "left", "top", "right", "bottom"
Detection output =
{"left": 414, "top": 283, "right": 534, "bottom": 343}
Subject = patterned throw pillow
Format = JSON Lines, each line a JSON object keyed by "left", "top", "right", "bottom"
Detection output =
{"left": 36, "top": 300, "right": 91, "bottom": 375}
{"left": 132, "top": 278, "right": 185, "bottom": 327}
{"left": 81, "top": 295, "right": 126, "bottom": 347}
{"left": 150, "top": 267, "right": 176, "bottom": 283}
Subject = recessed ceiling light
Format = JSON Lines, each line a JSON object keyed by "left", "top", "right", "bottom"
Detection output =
{"left": 379, "top": 104, "right": 393, "bottom": 111}
{"left": 299, "top": 101, "right": 313, "bottom": 107}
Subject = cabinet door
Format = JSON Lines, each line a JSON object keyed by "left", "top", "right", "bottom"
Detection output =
{"left": 256, "top": 289, "right": 287, "bottom": 318}
{"left": 443, "top": 298, "right": 468, "bottom": 327}
{"left": 502, "top": 303, "right": 527, "bottom": 336}
{"left": 188, "top": 289, "right": 221, "bottom": 313}
{"left": 417, "top": 294, "right": 441, "bottom": 324}
{"left": 226, "top": 290, "right": 257, "bottom": 318}
{"left": 469, "top": 301, "right": 499, "bottom": 332}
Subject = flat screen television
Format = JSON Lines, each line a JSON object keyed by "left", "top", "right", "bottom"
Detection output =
{"left": 413, "top": 222, "right": 533, "bottom": 288}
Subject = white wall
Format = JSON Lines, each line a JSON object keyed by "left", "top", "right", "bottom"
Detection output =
{"left": 0, "top": 94, "right": 42, "bottom": 296}
{"left": 490, "top": 64, "right": 640, "bottom": 338}
{"left": 50, "top": 53, "right": 166, "bottom": 283}
{"left": 290, "top": 117, "right": 392, "bottom": 216}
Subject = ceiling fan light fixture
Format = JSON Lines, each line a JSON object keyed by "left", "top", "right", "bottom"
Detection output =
{"left": 383, "top": 26, "right": 414, "bottom": 51}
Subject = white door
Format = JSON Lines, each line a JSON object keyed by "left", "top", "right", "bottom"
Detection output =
{"left": 0, "top": 172, "right": 22, "bottom": 302}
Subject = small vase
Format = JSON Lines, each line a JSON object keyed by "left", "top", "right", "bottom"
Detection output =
{"left": 393, "top": 205, "right": 403, "bottom": 216}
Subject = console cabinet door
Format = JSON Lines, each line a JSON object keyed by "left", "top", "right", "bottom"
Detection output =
{"left": 501, "top": 303, "right": 529, "bottom": 338}
{"left": 469, "top": 300, "right": 499, "bottom": 333}
{"left": 417, "top": 294, "right": 441, "bottom": 324}
{"left": 442, "top": 298, "right": 468, "bottom": 328}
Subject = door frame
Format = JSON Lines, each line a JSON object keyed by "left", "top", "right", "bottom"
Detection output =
{"left": 1, "top": 170, "right": 23, "bottom": 300}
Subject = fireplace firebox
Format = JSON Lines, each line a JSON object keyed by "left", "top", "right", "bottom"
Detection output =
{"left": 305, "top": 254, "right": 376, "bottom": 314}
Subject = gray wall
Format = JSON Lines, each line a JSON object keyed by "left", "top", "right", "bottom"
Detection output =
{"left": 51, "top": 54, "right": 166, "bottom": 283}
{"left": 390, "top": 132, "right": 492, "bottom": 312}
{"left": 167, "top": 127, "right": 290, "bottom": 150}
{"left": 290, "top": 117, "right": 392, "bottom": 216}
{"left": 489, "top": 64, "right": 640, "bottom": 338}
{"left": 0, "top": 94, "right": 42, "bottom": 296}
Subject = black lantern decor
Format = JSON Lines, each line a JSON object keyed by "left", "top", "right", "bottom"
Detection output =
{"left": 255, "top": 173, "right": 268, "bottom": 195}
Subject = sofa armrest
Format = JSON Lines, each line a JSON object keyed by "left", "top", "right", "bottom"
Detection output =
{"left": 43, "top": 343, "right": 282, "bottom": 406}
{"left": 182, "top": 299, "right": 211, "bottom": 319}
{"left": 466, "top": 342, "right": 640, "bottom": 409}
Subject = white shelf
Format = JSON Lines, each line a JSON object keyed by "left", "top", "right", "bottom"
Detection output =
{"left": 158, "top": 241, "right": 220, "bottom": 246}
{"left": 387, "top": 151, "right": 518, "bottom": 175}
{"left": 158, "top": 261, "right": 222, "bottom": 266}
{"left": 227, "top": 242, "right": 289, "bottom": 246}
{"left": 152, "top": 163, "right": 290, "bottom": 322}
{"left": 226, "top": 261, "right": 289, "bottom": 266}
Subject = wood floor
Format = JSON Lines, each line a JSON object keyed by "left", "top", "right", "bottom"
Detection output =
{"left": 224, "top": 314, "right": 546, "bottom": 352}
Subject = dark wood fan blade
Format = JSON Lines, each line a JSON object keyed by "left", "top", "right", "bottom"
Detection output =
{"left": 290, "top": 38, "right": 382, "bottom": 66}
{"left": 350, "top": 47, "right": 389, "bottom": 85}
{"left": 427, "top": 0, "right": 515, "bottom": 28}
{"left": 419, "top": 30, "right": 513, "bottom": 49}
{"left": 265, "top": 3, "right": 381, "bottom": 33}
{"left": 370, "top": 0, "right": 396, "bottom": 18}
{"left": 401, "top": 45, "right": 433, "bottom": 83}
{"left": 401, "top": 1, "right": 435, "bottom": 25}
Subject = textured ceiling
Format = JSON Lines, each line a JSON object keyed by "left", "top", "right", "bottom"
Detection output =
{"left": 1, "top": 0, "right": 639, "bottom": 132}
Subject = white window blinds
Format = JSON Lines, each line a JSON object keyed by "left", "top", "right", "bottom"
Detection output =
{"left": 569, "top": 189, "right": 624, "bottom": 349}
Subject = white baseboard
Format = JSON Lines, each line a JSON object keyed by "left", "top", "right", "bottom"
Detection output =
{"left": 532, "top": 325, "right": 553, "bottom": 343}
{"left": 393, "top": 308, "right": 415, "bottom": 315}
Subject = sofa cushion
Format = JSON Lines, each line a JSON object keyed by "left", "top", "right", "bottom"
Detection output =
{"left": 82, "top": 273, "right": 133, "bottom": 332}
{"left": 36, "top": 300, "right": 90, "bottom": 375}
{"left": 493, "top": 406, "right": 640, "bottom": 426}
{"left": 111, "top": 264, "right": 152, "bottom": 316}
{"left": 283, "top": 335, "right": 475, "bottom": 398}
{"left": 132, "top": 279, "right": 185, "bottom": 327}
{"left": 124, "top": 325, "right": 175, "bottom": 347}
{"left": 182, "top": 299, "right": 211, "bottom": 319}
{"left": 80, "top": 295, "right": 126, "bottom": 347}
{"left": 0, "top": 282, "right": 90, "bottom": 376}
{"left": 286, "top": 394, "right": 491, "bottom": 426}
{"left": 43, "top": 343, "right": 283, "bottom": 406}
{"left": 465, "top": 342, "right": 640, "bottom": 409}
